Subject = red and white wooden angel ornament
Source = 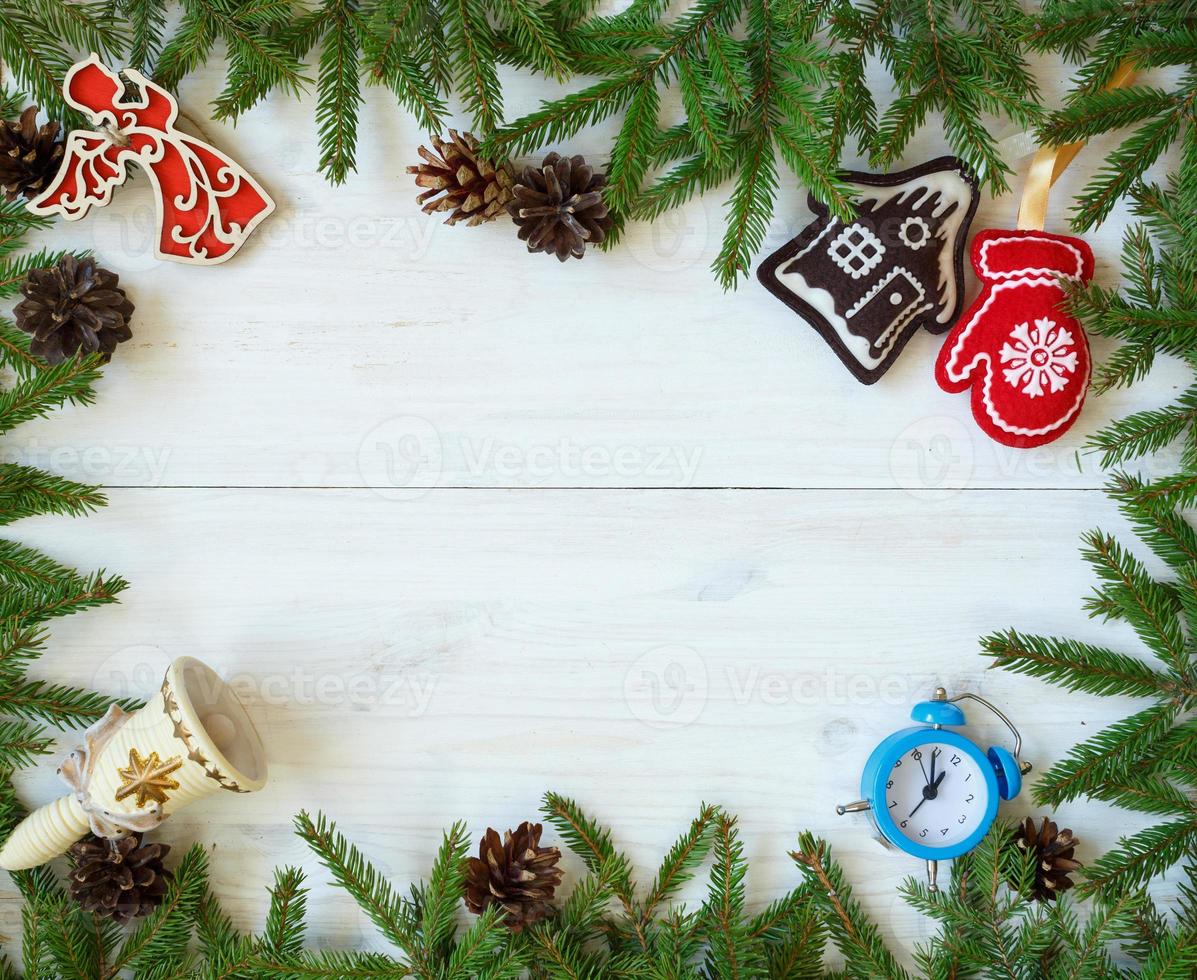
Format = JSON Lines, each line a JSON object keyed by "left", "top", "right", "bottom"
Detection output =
{"left": 934, "top": 62, "right": 1136, "bottom": 448}
{"left": 28, "top": 55, "right": 274, "bottom": 265}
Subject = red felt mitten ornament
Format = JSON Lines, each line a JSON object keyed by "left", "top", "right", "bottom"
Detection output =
{"left": 934, "top": 229, "right": 1092, "bottom": 448}
{"left": 934, "top": 61, "right": 1135, "bottom": 449}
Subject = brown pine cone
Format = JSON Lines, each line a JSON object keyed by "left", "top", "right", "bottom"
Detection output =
{"left": 67, "top": 833, "right": 173, "bottom": 924}
{"left": 464, "top": 821, "right": 563, "bottom": 931}
{"left": 508, "top": 152, "right": 612, "bottom": 262}
{"left": 407, "top": 131, "right": 514, "bottom": 226}
{"left": 1014, "top": 817, "right": 1081, "bottom": 902}
{"left": 0, "top": 106, "right": 64, "bottom": 201}
{"left": 14, "top": 255, "right": 135, "bottom": 365}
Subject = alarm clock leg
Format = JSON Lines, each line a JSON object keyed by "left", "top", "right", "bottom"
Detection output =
{"left": 927, "top": 859, "right": 939, "bottom": 893}
{"left": 835, "top": 800, "right": 871, "bottom": 815}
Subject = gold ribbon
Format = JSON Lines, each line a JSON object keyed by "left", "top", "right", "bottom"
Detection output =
{"left": 1016, "top": 60, "right": 1138, "bottom": 231}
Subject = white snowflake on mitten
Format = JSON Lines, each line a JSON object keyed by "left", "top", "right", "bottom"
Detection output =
{"left": 1000, "top": 317, "right": 1078, "bottom": 398}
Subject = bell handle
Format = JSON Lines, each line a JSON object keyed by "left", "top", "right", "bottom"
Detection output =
{"left": 0, "top": 795, "right": 89, "bottom": 871}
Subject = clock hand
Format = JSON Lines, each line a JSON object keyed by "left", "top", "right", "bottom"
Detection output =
{"left": 917, "top": 754, "right": 930, "bottom": 785}
{"left": 929, "top": 748, "right": 939, "bottom": 786}
{"left": 906, "top": 770, "right": 949, "bottom": 819}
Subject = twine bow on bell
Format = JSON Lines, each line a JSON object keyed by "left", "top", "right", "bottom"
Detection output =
{"left": 58, "top": 704, "right": 167, "bottom": 840}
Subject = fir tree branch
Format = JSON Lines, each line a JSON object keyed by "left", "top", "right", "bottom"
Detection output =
{"left": 293, "top": 810, "right": 422, "bottom": 965}
{"left": 1080, "top": 529, "right": 1190, "bottom": 676}
{"left": 1032, "top": 0, "right": 1197, "bottom": 230}
{"left": 0, "top": 677, "right": 132, "bottom": 729}
{"left": 253, "top": 949, "right": 411, "bottom": 977}
{"left": 25, "top": 0, "right": 127, "bottom": 58}
{"left": 204, "top": 0, "right": 311, "bottom": 120}
{"left": 419, "top": 820, "right": 469, "bottom": 961}
{"left": 1137, "top": 926, "right": 1197, "bottom": 979}
{"left": 0, "top": 718, "right": 52, "bottom": 772}
{"left": 194, "top": 885, "right": 250, "bottom": 977}
{"left": 701, "top": 812, "right": 767, "bottom": 977}
{"left": 0, "top": 349, "right": 105, "bottom": 436}
{"left": 1033, "top": 703, "right": 1181, "bottom": 807}
{"left": 313, "top": 1, "right": 365, "bottom": 185}
{"left": 1079, "top": 819, "right": 1197, "bottom": 898}
{"left": 541, "top": 791, "right": 635, "bottom": 914}
{"left": 0, "top": 563, "right": 129, "bottom": 627}
{"left": 639, "top": 801, "right": 719, "bottom": 923}
{"left": 982, "top": 629, "right": 1192, "bottom": 700}
{"left": 119, "top": 0, "right": 170, "bottom": 73}
{"left": 261, "top": 866, "right": 308, "bottom": 961}
{"left": 0, "top": 464, "right": 106, "bottom": 526}
{"left": 445, "top": 904, "right": 523, "bottom": 980}
{"left": 791, "top": 832, "right": 908, "bottom": 980}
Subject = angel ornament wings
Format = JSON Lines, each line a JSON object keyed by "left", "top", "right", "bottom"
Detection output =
{"left": 29, "top": 55, "right": 274, "bottom": 265}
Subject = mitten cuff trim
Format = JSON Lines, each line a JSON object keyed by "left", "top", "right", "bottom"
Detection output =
{"left": 977, "top": 234, "right": 1087, "bottom": 281}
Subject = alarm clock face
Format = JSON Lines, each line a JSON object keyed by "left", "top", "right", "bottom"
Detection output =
{"left": 883, "top": 741, "right": 989, "bottom": 848}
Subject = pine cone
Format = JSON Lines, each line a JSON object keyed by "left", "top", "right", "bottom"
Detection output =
{"left": 0, "top": 106, "right": 64, "bottom": 201}
{"left": 407, "top": 131, "right": 514, "bottom": 226}
{"left": 464, "top": 821, "right": 563, "bottom": 931}
{"left": 508, "top": 152, "right": 612, "bottom": 261}
{"left": 14, "top": 255, "right": 135, "bottom": 365}
{"left": 67, "top": 833, "right": 172, "bottom": 924}
{"left": 1014, "top": 817, "right": 1081, "bottom": 902}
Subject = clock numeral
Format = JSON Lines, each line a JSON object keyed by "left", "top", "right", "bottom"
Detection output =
{"left": 965, "top": 794, "right": 974, "bottom": 803}
{"left": 911, "top": 749, "right": 922, "bottom": 761}
{"left": 950, "top": 754, "right": 961, "bottom": 766}
{"left": 919, "top": 829, "right": 928, "bottom": 838}
{"left": 958, "top": 815, "right": 967, "bottom": 824}
{"left": 900, "top": 820, "right": 908, "bottom": 828}
{"left": 886, "top": 780, "right": 893, "bottom": 789}
{"left": 965, "top": 772, "right": 972, "bottom": 782}
{"left": 889, "top": 800, "right": 897, "bottom": 809}
{"left": 893, "top": 759, "right": 902, "bottom": 768}
{"left": 940, "top": 828, "right": 949, "bottom": 836}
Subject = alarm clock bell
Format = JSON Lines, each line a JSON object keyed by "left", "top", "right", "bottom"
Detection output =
{"left": 836, "top": 686, "right": 1033, "bottom": 892}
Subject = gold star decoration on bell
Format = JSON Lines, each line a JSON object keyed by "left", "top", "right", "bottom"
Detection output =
{"left": 115, "top": 748, "right": 183, "bottom": 808}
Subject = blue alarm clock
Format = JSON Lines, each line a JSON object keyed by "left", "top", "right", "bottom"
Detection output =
{"left": 837, "top": 687, "right": 1032, "bottom": 890}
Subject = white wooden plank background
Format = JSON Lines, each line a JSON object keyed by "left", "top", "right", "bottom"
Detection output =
{"left": 0, "top": 43, "right": 1185, "bottom": 970}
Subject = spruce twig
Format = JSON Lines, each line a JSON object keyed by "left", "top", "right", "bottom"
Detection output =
{"left": 989, "top": 478, "right": 1197, "bottom": 896}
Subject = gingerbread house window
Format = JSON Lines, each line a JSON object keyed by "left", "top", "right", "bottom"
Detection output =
{"left": 828, "top": 223, "right": 885, "bottom": 279}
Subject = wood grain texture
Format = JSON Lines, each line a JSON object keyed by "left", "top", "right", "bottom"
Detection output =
{"left": 1, "top": 489, "right": 1176, "bottom": 959}
{"left": 0, "top": 48, "right": 1184, "bottom": 970}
